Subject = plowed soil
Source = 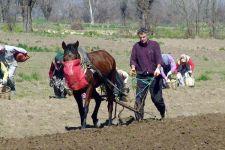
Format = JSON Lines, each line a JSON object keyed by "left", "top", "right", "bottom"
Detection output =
{"left": 0, "top": 32, "right": 225, "bottom": 149}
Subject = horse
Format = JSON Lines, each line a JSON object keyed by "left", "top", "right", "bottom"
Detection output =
{"left": 62, "top": 41, "right": 123, "bottom": 128}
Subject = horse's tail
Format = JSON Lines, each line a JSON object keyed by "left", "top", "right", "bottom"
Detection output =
{"left": 115, "top": 70, "right": 125, "bottom": 96}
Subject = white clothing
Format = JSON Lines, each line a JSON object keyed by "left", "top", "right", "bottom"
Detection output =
{"left": 117, "top": 69, "right": 129, "bottom": 84}
{"left": 0, "top": 45, "right": 27, "bottom": 67}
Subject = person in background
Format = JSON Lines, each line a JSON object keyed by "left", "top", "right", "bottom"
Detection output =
{"left": 176, "top": 54, "right": 195, "bottom": 86}
{"left": 0, "top": 44, "right": 28, "bottom": 92}
{"left": 130, "top": 27, "right": 166, "bottom": 120}
{"left": 161, "top": 54, "right": 177, "bottom": 88}
{"left": 117, "top": 69, "right": 129, "bottom": 101}
{"left": 49, "top": 52, "right": 69, "bottom": 98}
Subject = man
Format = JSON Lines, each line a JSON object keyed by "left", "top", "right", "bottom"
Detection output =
{"left": 176, "top": 54, "right": 195, "bottom": 86}
{"left": 161, "top": 54, "right": 176, "bottom": 88}
{"left": 0, "top": 44, "right": 28, "bottom": 92}
{"left": 130, "top": 28, "right": 166, "bottom": 120}
{"left": 49, "top": 52, "right": 69, "bottom": 98}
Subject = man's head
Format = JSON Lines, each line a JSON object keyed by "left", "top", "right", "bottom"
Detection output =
{"left": 137, "top": 27, "right": 148, "bottom": 44}
{"left": 0, "top": 45, "right": 5, "bottom": 54}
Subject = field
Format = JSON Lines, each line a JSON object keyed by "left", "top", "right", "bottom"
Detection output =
{"left": 0, "top": 30, "right": 225, "bottom": 149}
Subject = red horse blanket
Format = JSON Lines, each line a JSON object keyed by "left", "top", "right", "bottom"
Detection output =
{"left": 63, "top": 59, "right": 88, "bottom": 90}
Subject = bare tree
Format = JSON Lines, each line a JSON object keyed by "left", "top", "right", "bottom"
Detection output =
{"left": 194, "top": 0, "right": 203, "bottom": 36}
{"left": 0, "top": 0, "right": 18, "bottom": 31}
{"left": 38, "top": 0, "right": 53, "bottom": 21}
{"left": 19, "top": 0, "right": 36, "bottom": 32}
{"left": 0, "top": 0, "right": 10, "bottom": 22}
{"left": 86, "top": 0, "right": 97, "bottom": 24}
{"left": 211, "top": 0, "right": 217, "bottom": 38}
{"left": 120, "top": 0, "right": 128, "bottom": 26}
{"left": 136, "top": 0, "right": 154, "bottom": 33}
{"left": 172, "top": 0, "right": 195, "bottom": 37}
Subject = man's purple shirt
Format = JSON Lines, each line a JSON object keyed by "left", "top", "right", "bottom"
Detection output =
{"left": 130, "top": 40, "right": 163, "bottom": 75}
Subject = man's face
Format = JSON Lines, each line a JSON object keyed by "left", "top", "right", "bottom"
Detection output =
{"left": 138, "top": 33, "right": 148, "bottom": 43}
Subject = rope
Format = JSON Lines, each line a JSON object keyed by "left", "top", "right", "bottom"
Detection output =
{"left": 130, "top": 75, "right": 157, "bottom": 118}
{"left": 131, "top": 76, "right": 154, "bottom": 99}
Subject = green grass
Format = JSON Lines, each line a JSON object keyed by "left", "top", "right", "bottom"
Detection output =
{"left": 17, "top": 43, "right": 53, "bottom": 52}
{"left": 196, "top": 73, "right": 211, "bottom": 81}
{"left": 17, "top": 72, "right": 41, "bottom": 82}
{"left": 1, "top": 23, "right": 23, "bottom": 32}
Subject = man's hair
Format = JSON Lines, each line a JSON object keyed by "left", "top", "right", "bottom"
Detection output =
{"left": 137, "top": 27, "right": 148, "bottom": 35}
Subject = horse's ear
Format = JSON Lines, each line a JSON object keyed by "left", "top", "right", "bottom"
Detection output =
{"left": 74, "top": 41, "right": 79, "bottom": 49}
{"left": 62, "top": 41, "right": 67, "bottom": 50}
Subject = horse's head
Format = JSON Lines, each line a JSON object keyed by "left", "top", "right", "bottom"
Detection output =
{"left": 62, "top": 41, "right": 80, "bottom": 61}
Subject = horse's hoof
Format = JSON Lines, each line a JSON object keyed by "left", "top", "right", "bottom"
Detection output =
{"left": 108, "top": 120, "right": 112, "bottom": 126}
{"left": 112, "top": 118, "right": 119, "bottom": 125}
{"left": 81, "top": 122, "right": 86, "bottom": 129}
{"left": 94, "top": 120, "right": 102, "bottom": 128}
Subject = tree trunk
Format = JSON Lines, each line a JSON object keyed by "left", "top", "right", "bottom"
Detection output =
{"left": 88, "top": 0, "right": 94, "bottom": 24}
{"left": 0, "top": 0, "right": 10, "bottom": 22}
{"left": 136, "top": 0, "right": 154, "bottom": 32}
{"left": 211, "top": 0, "right": 216, "bottom": 38}
{"left": 20, "top": 0, "right": 36, "bottom": 32}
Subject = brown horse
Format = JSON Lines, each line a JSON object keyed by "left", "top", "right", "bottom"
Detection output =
{"left": 62, "top": 41, "right": 123, "bottom": 128}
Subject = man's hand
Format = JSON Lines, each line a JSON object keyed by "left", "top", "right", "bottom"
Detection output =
{"left": 154, "top": 67, "right": 161, "bottom": 77}
{"left": 165, "top": 78, "right": 171, "bottom": 83}
{"left": 166, "top": 71, "right": 172, "bottom": 78}
{"left": 130, "top": 65, "right": 136, "bottom": 76}
{"left": 188, "top": 70, "right": 192, "bottom": 75}
{"left": 49, "top": 79, "right": 53, "bottom": 87}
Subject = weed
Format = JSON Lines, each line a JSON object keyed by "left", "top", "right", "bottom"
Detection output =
{"left": 196, "top": 73, "right": 211, "bottom": 81}
{"left": 219, "top": 47, "right": 225, "bottom": 51}
{"left": 203, "top": 56, "right": 209, "bottom": 61}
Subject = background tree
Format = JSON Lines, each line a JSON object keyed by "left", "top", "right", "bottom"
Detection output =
{"left": 136, "top": 0, "right": 154, "bottom": 34}
{"left": 38, "top": 0, "right": 53, "bottom": 21}
{"left": 120, "top": 0, "right": 128, "bottom": 26}
{"left": 19, "top": 0, "right": 36, "bottom": 32}
{"left": 0, "top": 0, "right": 10, "bottom": 23}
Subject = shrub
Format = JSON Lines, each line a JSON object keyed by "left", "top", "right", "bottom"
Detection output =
{"left": 71, "top": 20, "right": 83, "bottom": 30}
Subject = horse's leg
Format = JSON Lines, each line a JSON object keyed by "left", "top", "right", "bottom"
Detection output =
{"left": 106, "top": 86, "right": 114, "bottom": 126}
{"left": 91, "top": 89, "right": 102, "bottom": 127}
{"left": 73, "top": 91, "right": 84, "bottom": 126}
{"left": 105, "top": 70, "right": 116, "bottom": 126}
{"left": 82, "top": 85, "right": 94, "bottom": 128}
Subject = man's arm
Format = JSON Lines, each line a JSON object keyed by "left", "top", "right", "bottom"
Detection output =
{"left": 153, "top": 42, "right": 163, "bottom": 77}
{"left": 130, "top": 45, "right": 138, "bottom": 72}
{"left": 5, "top": 45, "right": 27, "bottom": 54}
{"left": 49, "top": 62, "right": 55, "bottom": 79}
